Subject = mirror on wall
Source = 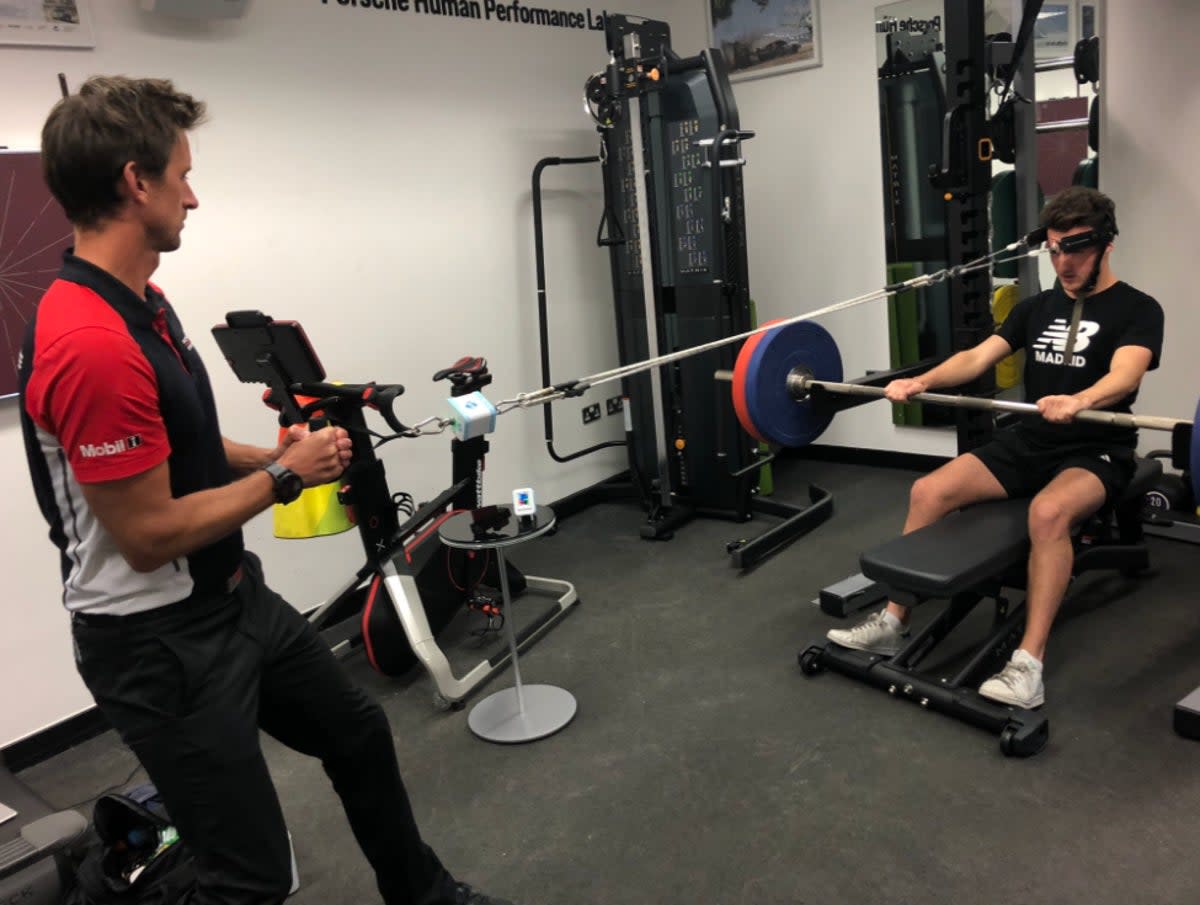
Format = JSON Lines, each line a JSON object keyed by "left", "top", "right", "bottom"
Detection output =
{"left": 874, "top": 0, "right": 1102, "bottom": 425}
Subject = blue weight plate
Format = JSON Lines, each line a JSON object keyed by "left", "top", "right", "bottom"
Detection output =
{"left": 743, "top": 321, "right": 843, "bottom": 447}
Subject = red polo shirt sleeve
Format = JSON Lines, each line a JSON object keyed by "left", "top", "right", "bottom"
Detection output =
{"left": 25, "top": 323, "right": 171, "bottom": 483}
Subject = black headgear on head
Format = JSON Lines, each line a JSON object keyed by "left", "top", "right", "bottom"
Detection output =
{"left": 1050, "top": 226, "right": 1115, "bottom": 254}
{"left": 1022, "top": 214, "right": 1117, "bottom": 252}
{"left": 1021, "top": 215, "right": 1116, "bottom": 294}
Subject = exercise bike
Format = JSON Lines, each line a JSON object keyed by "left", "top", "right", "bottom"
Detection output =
{"left": 0, "top": 759, "right": 88, "bottom": 905}
{"left": 212, "top": 311, "right": 579, "bottom": 709}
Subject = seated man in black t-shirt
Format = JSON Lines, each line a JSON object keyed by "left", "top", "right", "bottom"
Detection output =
{"left": 826, "top": 187, "right": 1164, "bottom": 708}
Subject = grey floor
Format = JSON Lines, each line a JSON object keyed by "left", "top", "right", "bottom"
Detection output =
{"left": 18, "top": 459, "right": 1200, "bottom": 905}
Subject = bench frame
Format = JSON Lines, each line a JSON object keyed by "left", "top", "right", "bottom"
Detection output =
{"left": 799, "top": 460, "right": 1160, "bottom": 757}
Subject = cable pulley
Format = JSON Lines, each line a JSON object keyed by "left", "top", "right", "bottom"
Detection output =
{"left": 389, "top": 240, "right": 1048, "bottom": 442}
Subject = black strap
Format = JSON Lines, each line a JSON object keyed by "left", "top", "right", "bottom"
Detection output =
{"left": 1062, "top": 294, "right": 1085, "bottom": 366}
{"left": 998, "top": 0, "right": 1046, "bottom": 104}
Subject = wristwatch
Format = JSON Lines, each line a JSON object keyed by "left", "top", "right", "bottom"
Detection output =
{"left": 263, "top": 462, "right": 303, "bottom": 504}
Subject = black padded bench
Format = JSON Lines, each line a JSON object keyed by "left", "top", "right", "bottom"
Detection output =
{"left": 799, "top": 457, "right": 1163, "bottom": 757}
{"left": 861, "top": 498, "right": 1032, "bottom": 605}
{"left": 863, "top": 456, "right": 1161, "bottom": 604}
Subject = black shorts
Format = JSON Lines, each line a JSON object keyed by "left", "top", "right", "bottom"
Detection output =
{"left": 970, "top": 427, "right": 1138, "bottom": 506}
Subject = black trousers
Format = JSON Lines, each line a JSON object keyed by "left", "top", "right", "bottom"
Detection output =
{"left": 71, "top": 553, "right": 458, "bottom": 905}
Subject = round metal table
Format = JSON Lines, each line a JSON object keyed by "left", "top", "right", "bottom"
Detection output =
{"left": 438, "top": 504, "right": 577, "bottom": 743}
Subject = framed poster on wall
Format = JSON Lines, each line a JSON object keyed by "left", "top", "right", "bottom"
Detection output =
{"left": 0, "top": 1, "right": 95, "bottom": 48}
{"left": 0, "top": 151, "right": 73, "bottom": 399}
{"left": 710, "top": 0, "right": 821, "bottom": 83}
{"left": 1035, "top": 2, "right": 1073, "bottom": 59}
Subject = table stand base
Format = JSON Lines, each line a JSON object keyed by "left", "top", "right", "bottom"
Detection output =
{"left": 468, "top": 684, "right": 578, "bottom": 743}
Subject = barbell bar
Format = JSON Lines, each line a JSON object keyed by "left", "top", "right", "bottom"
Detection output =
{"left": 789, "top": 376, "right": 1188, "bottom": 433}
{"left": 728, "top": 321, "right": 1199, "bottom": 504}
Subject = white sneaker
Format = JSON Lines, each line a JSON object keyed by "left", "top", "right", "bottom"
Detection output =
{"left": 978, "top": 649, "right": 1045, "bottom": 708}
{"left": 825, "top": 610, "right": 908, "bottom": 655}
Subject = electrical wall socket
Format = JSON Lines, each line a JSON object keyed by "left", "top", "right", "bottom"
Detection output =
{"left": 582, "top": 403, "right": 602, "bottom": 424}
{"left": 606, "top": 396, "right": 624, "bottom": 415}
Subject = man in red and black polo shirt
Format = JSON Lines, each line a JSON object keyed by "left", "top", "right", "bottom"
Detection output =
{"left": 19, "top": 76, "right": 513, "bottom": 905}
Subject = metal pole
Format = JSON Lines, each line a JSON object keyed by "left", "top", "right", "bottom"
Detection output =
{"left": 1012, "top": 0, "right": 1041, "bottom": 297}
{"left": 1035, "top": 118, "right": 1090, "bottom": 133}
{"left": 624, "top": 31, "right": 674, "bottom": 512}
{"left": 1035, "top": 55, "right": 1075, "bottom": 72}
{"left": 791, "top": 375, "right": 1189, "bottom": 432}
{"left": 495, "top": 548, "right": 526, "bottom": 713}
{"left": 942, "top": 0, "right": 995, "bottom": 453}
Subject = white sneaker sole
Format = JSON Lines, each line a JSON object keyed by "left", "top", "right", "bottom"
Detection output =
{"left": 978, "top": 683, "right": 1045, "bottom": 709}
{"left": 824, "top": 632, "right": 906, "bottom": 656}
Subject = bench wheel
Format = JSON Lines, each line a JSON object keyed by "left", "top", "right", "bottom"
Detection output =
{"left": 999, "top": 725, "right": 1019, "bottom": 756}
{"left": 798, "top": 647, "right": 825, "bottom": 676}
{"left": 999, "top": 719, "right": 1049, "bottom": 757}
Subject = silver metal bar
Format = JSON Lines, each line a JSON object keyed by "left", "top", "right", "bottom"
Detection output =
{"left": 714, "top": 369, "right": 734, "bottom": 382}
{"left": 791, "top": 376, "right": 1190, "bottom": 432}
{"left": 510, "top": 249, "right": 1045, "bottom": 410}
{"left": 626, "top": 92, "right": 674, "bottom": 510}
{"left": 1036, "top": 117, "right": 1090, "bottom": 134}
{"left": 1035, "top": 54, "right": 1075, "bottom": 72}
{"left": 694, "top": 131, "right": 754, "bottom": 147}
{"left": 623, "top": 30, "right": 640, "bottom": 59}
{"left": 495, "top": 548, "right": 526, "bottom": 712}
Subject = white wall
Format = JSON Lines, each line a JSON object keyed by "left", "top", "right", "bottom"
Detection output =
{"left": 0, "top": 0, "right": 703, "bottom": 747}
{"left": 1102, "top": 0, "right": 1200, "bottom": 443}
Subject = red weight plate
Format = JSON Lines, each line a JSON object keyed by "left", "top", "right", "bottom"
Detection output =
{"left": 732, "top": 318, "right": 785, "bottom": 443}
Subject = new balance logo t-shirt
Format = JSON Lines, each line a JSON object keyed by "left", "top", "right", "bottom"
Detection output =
{"left": 997, "top": 281, "right": 1164, "bottom": 446}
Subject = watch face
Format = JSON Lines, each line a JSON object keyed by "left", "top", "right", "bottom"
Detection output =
{"left": 281, "top": 472, "right": 303, "bottom": 503}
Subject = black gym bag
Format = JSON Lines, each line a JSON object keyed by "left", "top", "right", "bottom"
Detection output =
{"left": 66, "top": 785, "right": 195, "bottom": 905}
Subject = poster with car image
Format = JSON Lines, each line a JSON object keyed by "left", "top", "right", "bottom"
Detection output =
{"left": 710, "top": 0, "right": 820, "bottom": 82}
{"left": 0, "top": 0, "right": 94, "bottom": 47}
